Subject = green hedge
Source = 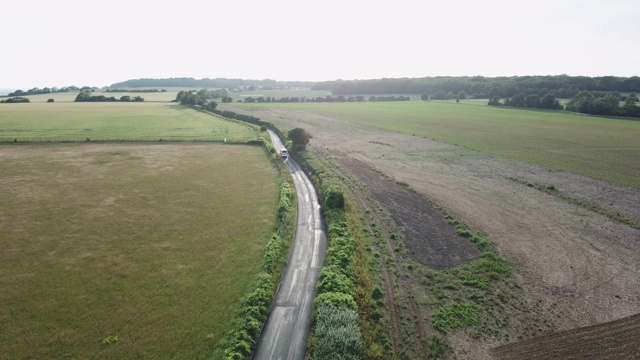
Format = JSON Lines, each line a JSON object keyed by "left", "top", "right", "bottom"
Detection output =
{"left": 214, "top": 149, "right": 295, "bottom": 360}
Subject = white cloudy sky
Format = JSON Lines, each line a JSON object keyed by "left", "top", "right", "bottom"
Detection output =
{"left": 1, "top": 0, "right": 638, "bottom": 89}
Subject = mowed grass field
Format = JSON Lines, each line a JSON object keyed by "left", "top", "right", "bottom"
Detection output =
{"left": 0, "top": 143, "right": 280, "bottom": 359}
{"left": 239, "top": 101, "right": 640, "bottom": 189}
{"left": 0, "top": 102, "right": 256, "bottom": 142}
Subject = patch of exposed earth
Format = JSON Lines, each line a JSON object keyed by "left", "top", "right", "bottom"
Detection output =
{"left": 223, "top": 105, "right": 640, "bottom": 358}
{"left": 338, "top": 157, "right": 480, "bottom": 270}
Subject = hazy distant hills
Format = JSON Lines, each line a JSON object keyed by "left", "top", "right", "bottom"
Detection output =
{"left": 109, "top": 77, "right": 316, "bottom": 90}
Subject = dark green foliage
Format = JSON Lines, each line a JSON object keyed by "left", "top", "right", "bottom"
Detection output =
{"left": 318, "top": 266, "right": 354, "bottom": 294}
{"left": 222, "top": 273, "right": 275, "bottom": 359}
{"left": 262, "top": 235, "right": 283, "bottom": 273}
{"left": 315, "top": 292, "right": 358, "bottom": 311}
{"left": 324, "top": 186, "right": 345, "bottom": 210}
{"left": 323, "top": 75, "right": 640, "bottom": 98}
{"left": 7, "top": 86, "right": 78, "bottom": 97}
{"left": 287, "top": 128, "right": 312, "bottom": 147}
{"left": 277, "top": 182, "right": 293, "bottom": 219}
{"left": 1, "top": 97, "right": 30, "bottom": 103}
{"left": 75, "top": 90, "right": 141, "bottom": 102}
{"left": 487, "top": 96, "right": 502, "bottom": 106}
{"left": 564, "top": 91, "right": 636, "bottom": 117}
{"left": 218, "top": 173, "right": 295, "bottom": 359}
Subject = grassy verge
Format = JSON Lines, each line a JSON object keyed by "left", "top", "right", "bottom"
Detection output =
{"left": 292, "top": 149, "right": 390, "bottom": 360}
{"left": 214, "top": 139, "right": 296, "bottom": 360}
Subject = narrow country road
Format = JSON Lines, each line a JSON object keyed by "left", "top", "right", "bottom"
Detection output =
{"left": 253, "top": 131, "right": 327, "bottom": 360}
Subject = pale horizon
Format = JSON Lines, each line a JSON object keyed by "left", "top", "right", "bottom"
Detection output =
{"left": 2, "top": 0, "right": 639, "bottom": 91}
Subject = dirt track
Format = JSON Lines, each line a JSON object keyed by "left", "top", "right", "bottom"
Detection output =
{"left": 223, "top": 105, "right": 640, "bottom": 358}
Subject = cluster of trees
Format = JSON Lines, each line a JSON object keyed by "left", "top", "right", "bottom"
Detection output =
{"left": 422, "top": 90, "right": 467, "bottom": 100}
{"left": 75, "top": 90, "right": 144, "bottom": 102}
{"left": 1, "top": 97, "right": 30, "bottom": 103}
{"left": 287, "top": 128, "right": 312, "bottom": 148}
{"left": 317, "top": 75, "right": 640, "bottom": 98}
{"left": 565, "top": 92, "right": 639, "bottom": 117}
{"left": 487, "top": 91, "right": 640, "bottom": 118}
{"left": 488, "top": 93, "right": 563, "bottom": 110}
{"left": 174, "top": 90, "right": 218, "bottom": 110}
{"left": 195, "top": 88, "right": 228, "bottom": 100}
{"left": 7, "top": 86, "right": 79, "bottom": 97}
{"left": 488, "top": 91, "right": 640, "bottom": 117}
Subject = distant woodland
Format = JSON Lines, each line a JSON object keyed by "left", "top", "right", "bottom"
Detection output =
{"left": 110, "top": 77, "right": 316, "bottom": 90}
{"left": 317, "top": 75, "right": 640, "bottom": 98}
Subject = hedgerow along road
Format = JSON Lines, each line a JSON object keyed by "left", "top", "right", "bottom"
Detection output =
{"left": 253, "top": 131, "right": 327, "bottom": 360}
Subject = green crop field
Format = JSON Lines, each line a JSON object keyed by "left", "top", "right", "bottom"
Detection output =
{"left": 0, "top": 102, "right": 257, "bottom": 142}
{"left": 0, "top": 143, "right": 280, "bottom": 359}
{"left": 239, "top": 101, "right": 640, "bottom": 189}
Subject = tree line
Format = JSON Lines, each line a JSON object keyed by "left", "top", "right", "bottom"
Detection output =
{"left": 7, "top": 86, "right": 79, "bottom": 97}
{"left": 110, "top": 77, "right": 316, "bottom": 90}
{"left": 487, "top": 92, "right": 639, "bottom": 118}
{"left": 317, "top": 75, "right": 640, "bottom": 98}
{"left": 75, "top": 90, "right": 144, "bottom": 102}
{"left": 174, "top": 90, "right": 219, "bottom": 111}
{"left": 240, "top": 95, "right": 410, "bottom": 103}
{"left": 1, "top": 97, "right": 30, "bottom": 103}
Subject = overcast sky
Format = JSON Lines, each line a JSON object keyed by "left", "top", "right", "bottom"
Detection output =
{"left": 1, "top": 0, "right": 638, "bottom": 90}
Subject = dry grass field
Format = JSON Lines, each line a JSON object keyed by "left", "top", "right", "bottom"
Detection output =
{"left": 0, "top": 143, "right": 279, "bottom": 359}
{"left": 223, "top": 102, "right": 640, "bottom": 359}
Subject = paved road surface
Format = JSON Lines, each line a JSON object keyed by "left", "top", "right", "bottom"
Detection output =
{"left": 253, "top": 131, "right": 327, "bottom": 360}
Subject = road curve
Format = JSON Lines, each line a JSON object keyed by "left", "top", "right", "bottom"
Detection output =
{"left": 253, "top": 131, "right": 327, "bottom": 360}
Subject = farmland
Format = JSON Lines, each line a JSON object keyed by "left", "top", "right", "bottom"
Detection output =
{"left": 234, "top": 101, "right": 640, "bottom": 189}
{"left": 493, "top": 313, "right": 640, "bottom": 360}
{"left": 0, "top": 102, "right": 257, "bottom": 142}
{"left": 0, "top": 143, "right": 280, "bottom": 359}
{"left": 223, "top": 100, "right": 640, "bottom": 359}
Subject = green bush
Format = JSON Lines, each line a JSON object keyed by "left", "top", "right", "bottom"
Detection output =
{"left": 466, "top": 252, "right": 512, "bottom": 279}
{"left": 317, "top": 266, "right": 354, "bottom": 294}
{"left": 315, "top": 292, "right": 358, "bottom": 311}
{"left": 262, "top": 235, "right": 283, "bottom": 273}
{"left": 324, "top": 186, "right": 345, "bottom": 209}
{"left": 432, "top": 303, "right": 482, "bottom": 334}
{"left": 313, "top": 304, "right": 363, "bottom": 360}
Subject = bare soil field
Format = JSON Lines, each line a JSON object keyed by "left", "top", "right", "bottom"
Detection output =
{"left": 493, "top": 313, "right": 640, "bottom": 360}
{"left": 224, "top": 104, "right": 640, "bottom": 359}
{"left": 339, "top": 157, "right": 480, "bottom": 270}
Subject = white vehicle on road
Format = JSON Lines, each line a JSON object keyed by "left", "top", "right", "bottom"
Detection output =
{"left": 280, "top": 148, "right": 288, "bottom": 159}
